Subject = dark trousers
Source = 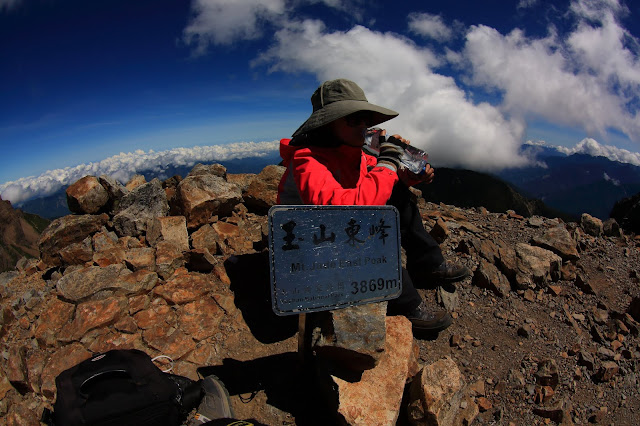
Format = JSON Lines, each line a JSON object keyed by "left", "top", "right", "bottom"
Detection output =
{"left": 386, "top": 183, "right": 444, "bottom": 313}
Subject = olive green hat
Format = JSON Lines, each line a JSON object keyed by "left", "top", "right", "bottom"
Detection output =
{"left": 292, "top": 78, "right": 398, "bottom": 137}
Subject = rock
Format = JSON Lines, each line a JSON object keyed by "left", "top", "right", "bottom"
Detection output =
{"left": 227, "top": 173, "right": 256, "bottom": 193}
{"left": 331, "top": 316, "right": 419, "bottom": 426}
{"left": 153, "top": 268, "right": 216, "bottom": 305}
{"left": 143, "top": 325, "right": 196, "bottom": 360}
{"left": 38, "top": 214, "right": 109, "bottom": 266}
{"left": 40, "top": 343, "right": 92, "bottom": 399}
{"left": 430, "top": 218, "right": 450, "bottom": 244}
{"left": 124, "top": 247, "right": 156, "bottom": 271}
{"left": 581, "top": 213, "right": 603, "bottom": 237}
{"left": 407, "top": 356, "right": 478, "bottom": 426}
{"left": 98, "top": 174, "right": 128, "bottom": 212}
{"left": 61, "top": 296, "right": 127, "bottom": 340}
{"left": 574, "top": 272, "right": 597, "bottom": 295}
{"left": 147, "top": 216, "right": 189, "bottom": 250}
{"left": 178, "top": 296, "right": 226, "bottom": 341}
{"left": 530, "top": 226, "right": 579, "bottom": 261}
{"left": 594, "top": 361, "right": 619, "bottom": 382}
{"left": 212, "top": 221, "right": 256, "bottom": 255}
{"left": 0, "top": 305, "right": 15, "bottom": 339}
{"left": 66, "top": 175, "right": 110, "bottom": 214}
{"left": 243, "top": 165, "right": 285, "bottom": 214}
{"left": 113, "top": 179, "right": 169, "bottom": 237}
{"left": 56, "top": 264, "right": 156, "bottom": 302}
{"left": 472, "top": 258, "right": 511, "bottom": 297}
{"left": 125, "top": 174, "right": 146, "bottom": 190}
{"left": 514, "top": 243, "right": 562, "bottom": 289}
{"left": 312, "top": 303, "right": 387, "bottom": 371}
{"left": 6, "top": 346, "right": 28, "bottom": 393}
{"left": 187, "top": 163, "right": 227, "bottom": 178}
{"left": 155, "top": 241, "right": 185, "bottom": 279}
{"left": 577, "top": 350, "right": 595, "bottom": 370}
{"left": 535, "top": 359, "right": 559, "bottom": 389}
{"left": 190, "top": 224, "right": 220, "bottom": 255}
{"left": 602, "top": 218, "right": 621, "bottom": 237}
{"left": 5, "top": 402, "right": 40, "bottom": 425}
{"left": 532, "top": 400, "right": 572, "bottom": 424}
{"left": 175, "top": 174, "right": 242, "bottom": 228}
{"left": 34, "top": 298, "right": 75, "bottom": 346}
{"left": 184, "top": 249, "right": 217, "bottom": 273}
{"left": 59, "top": 236, "right": 93, "bottom": 266}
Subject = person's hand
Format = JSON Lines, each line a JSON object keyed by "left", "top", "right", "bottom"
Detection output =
{"left": 398, "top": 163, "right": 435, "bottom": 186}
{"left": 377, "top": 134, "right": 406, "bottom": 171}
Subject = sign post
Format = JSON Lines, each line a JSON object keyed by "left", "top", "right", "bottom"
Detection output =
{"left": 268, "top": 205, "right": 402, "bottom": 362}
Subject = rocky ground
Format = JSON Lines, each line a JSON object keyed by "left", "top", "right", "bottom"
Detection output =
{"left": 0, "top": 164, "right": 639, "bottom": 425}
{"left": 412, "top": 203, "right": 640, "bottom": 425}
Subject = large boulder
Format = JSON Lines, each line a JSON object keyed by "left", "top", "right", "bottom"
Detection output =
{"left": 312, "top": 302, "right": 387, "bottom": 371}
{"left": 330, "top": 316, "right": 420, "bottom": 426}
{"left": 66, "top": 176, "right": 109, "bottom": 214}
{"left": 530, "top": 225, "right": 579, "bottom": 261}
{"left": 407, "top": 357, "right": 478, "bottom": 426}
{"left": 175, "top": 174, "right": 242, "bottom": 229}
{"left": 514, "top": 243, "right": 562, "bottom": 289}
{"left": 243, "top": 165, "right": 285, "bottom": 214}
{"left": 38, "top": 214, "right": 109, "bottom": 266}
{"left": 113, "top": 179, "right": 169, "bottom": 237}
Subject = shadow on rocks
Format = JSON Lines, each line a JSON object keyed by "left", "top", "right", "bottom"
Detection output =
{"left": 198, "top": 354, "right": 336, "bottom": 426}
{"left": 224, "top": 251, "right": 297, "bottom": 343}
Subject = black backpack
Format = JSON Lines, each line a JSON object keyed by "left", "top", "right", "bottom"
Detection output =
{"left": 48, "top": 349, "right": 200, "bottom": 426}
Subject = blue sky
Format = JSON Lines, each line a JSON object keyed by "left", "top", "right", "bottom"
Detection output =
{"left": 1, "top": 0, "right": 639, "bottom": 204}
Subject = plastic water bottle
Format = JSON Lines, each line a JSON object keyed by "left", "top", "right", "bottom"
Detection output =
{"left": 363, "top": 128, "right": 429, "bottom": 174}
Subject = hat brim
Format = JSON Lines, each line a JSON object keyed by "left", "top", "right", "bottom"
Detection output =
{"left": 292, "top": 99, "right": 398, "bottom": 137}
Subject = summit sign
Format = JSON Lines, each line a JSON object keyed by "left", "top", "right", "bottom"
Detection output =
{"left": 268, "top": 205, "right": 402, "bottom": 315}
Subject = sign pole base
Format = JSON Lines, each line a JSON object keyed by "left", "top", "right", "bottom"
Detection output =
{"left": 298, "top": 313, "right": 313, "bottom": 367}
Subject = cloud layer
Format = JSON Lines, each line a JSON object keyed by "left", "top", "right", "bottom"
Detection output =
{"left": 182, "top": 0, "right": 640, "bottom": 171}
{"left": 555, "top": 138, "right": 640, "bottom": 166}
{"left": 0, "top": 141, "right": 278, "bottom": 205}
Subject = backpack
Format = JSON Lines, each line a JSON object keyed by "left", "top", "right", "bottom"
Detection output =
{"left": 48, "top": 349, "right": 200, "bottom": 426}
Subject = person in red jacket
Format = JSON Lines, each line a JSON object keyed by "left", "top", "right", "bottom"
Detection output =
{"left": 277, "top": 78, "right": 470, "bottom": 332}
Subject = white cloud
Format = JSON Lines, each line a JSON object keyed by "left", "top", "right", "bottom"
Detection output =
{"left": 517, "top": 0, "right": 539, "bottom": 9}
{"left": 555, "top": 137, "right": 640, "bottom": 165}
{"left": 461, "top": 0, "right": 640, "bottom": 141}
{"left": 408, "top": 12, "right": 455, "bottom": 42}
{"left": 182, "top": 0, "right": 640, "bottom": 170}
{"left": 0, "top": 141, "right": 278, "bottom": 205}
{"left": 183, "top": 0, "right": 286, "bottom": 53}
{"left": 256, "top": 20, "right": 529, "bottom": 171}
{"left": 182, "top": 0, "right": 364, "bottom": 53}
{"left": 603, "top": 172, "right": 621, "bottom": 185}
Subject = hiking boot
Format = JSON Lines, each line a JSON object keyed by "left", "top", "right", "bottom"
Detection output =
{"left": 428, "top": 261, "right": 471, "bottom": 283}
{"left": 188, "top": 375, "right": 234, "bottom": 425}
{"left": 405, "top": 301, "right": 452, "bottom": 332}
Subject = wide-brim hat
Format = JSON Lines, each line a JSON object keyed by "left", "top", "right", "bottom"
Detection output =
{"left": 292, "top": 78, "right": 398, "bottom": 137}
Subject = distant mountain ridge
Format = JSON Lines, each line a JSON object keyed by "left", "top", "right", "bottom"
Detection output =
{"left": 416, "top": 168, "right": 574, "bottom": 222}
{"left": 15, "top": 145, "right": 640, "bottom": 224}
{"left": 17, "top": 153, "right": 282, "bottom": 219}
{"left": 496, "top": 144, "right": 640, "bottom": 220}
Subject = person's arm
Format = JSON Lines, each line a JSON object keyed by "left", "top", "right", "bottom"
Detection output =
{"left": 291, "top": 148, "right": 398, "bottom": 205}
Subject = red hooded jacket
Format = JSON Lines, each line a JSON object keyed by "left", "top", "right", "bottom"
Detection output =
{"left": 277, "top": 138, "right": 399, "bottom": 206}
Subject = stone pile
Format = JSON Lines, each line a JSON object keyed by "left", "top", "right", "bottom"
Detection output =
{"left": 0, "top": 163, "right": 638, "bottom": 425}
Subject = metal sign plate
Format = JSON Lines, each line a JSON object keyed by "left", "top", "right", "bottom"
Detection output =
{"left": 268, "top": 205, "right": 402, "bottom": 316}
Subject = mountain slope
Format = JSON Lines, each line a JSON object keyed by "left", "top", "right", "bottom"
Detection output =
{"left": 416, "top": 168, "right": 575, "bottom": 221}
{"left": 0, "top": 196, "right": 49, "bottom": 272}
{"left": 496, "top": 149, "right": 640, "bottom": 220}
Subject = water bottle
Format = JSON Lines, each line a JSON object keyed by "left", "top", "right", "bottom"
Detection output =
{"left": 363, "top": 128, "right": 429, "bottom": 174}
